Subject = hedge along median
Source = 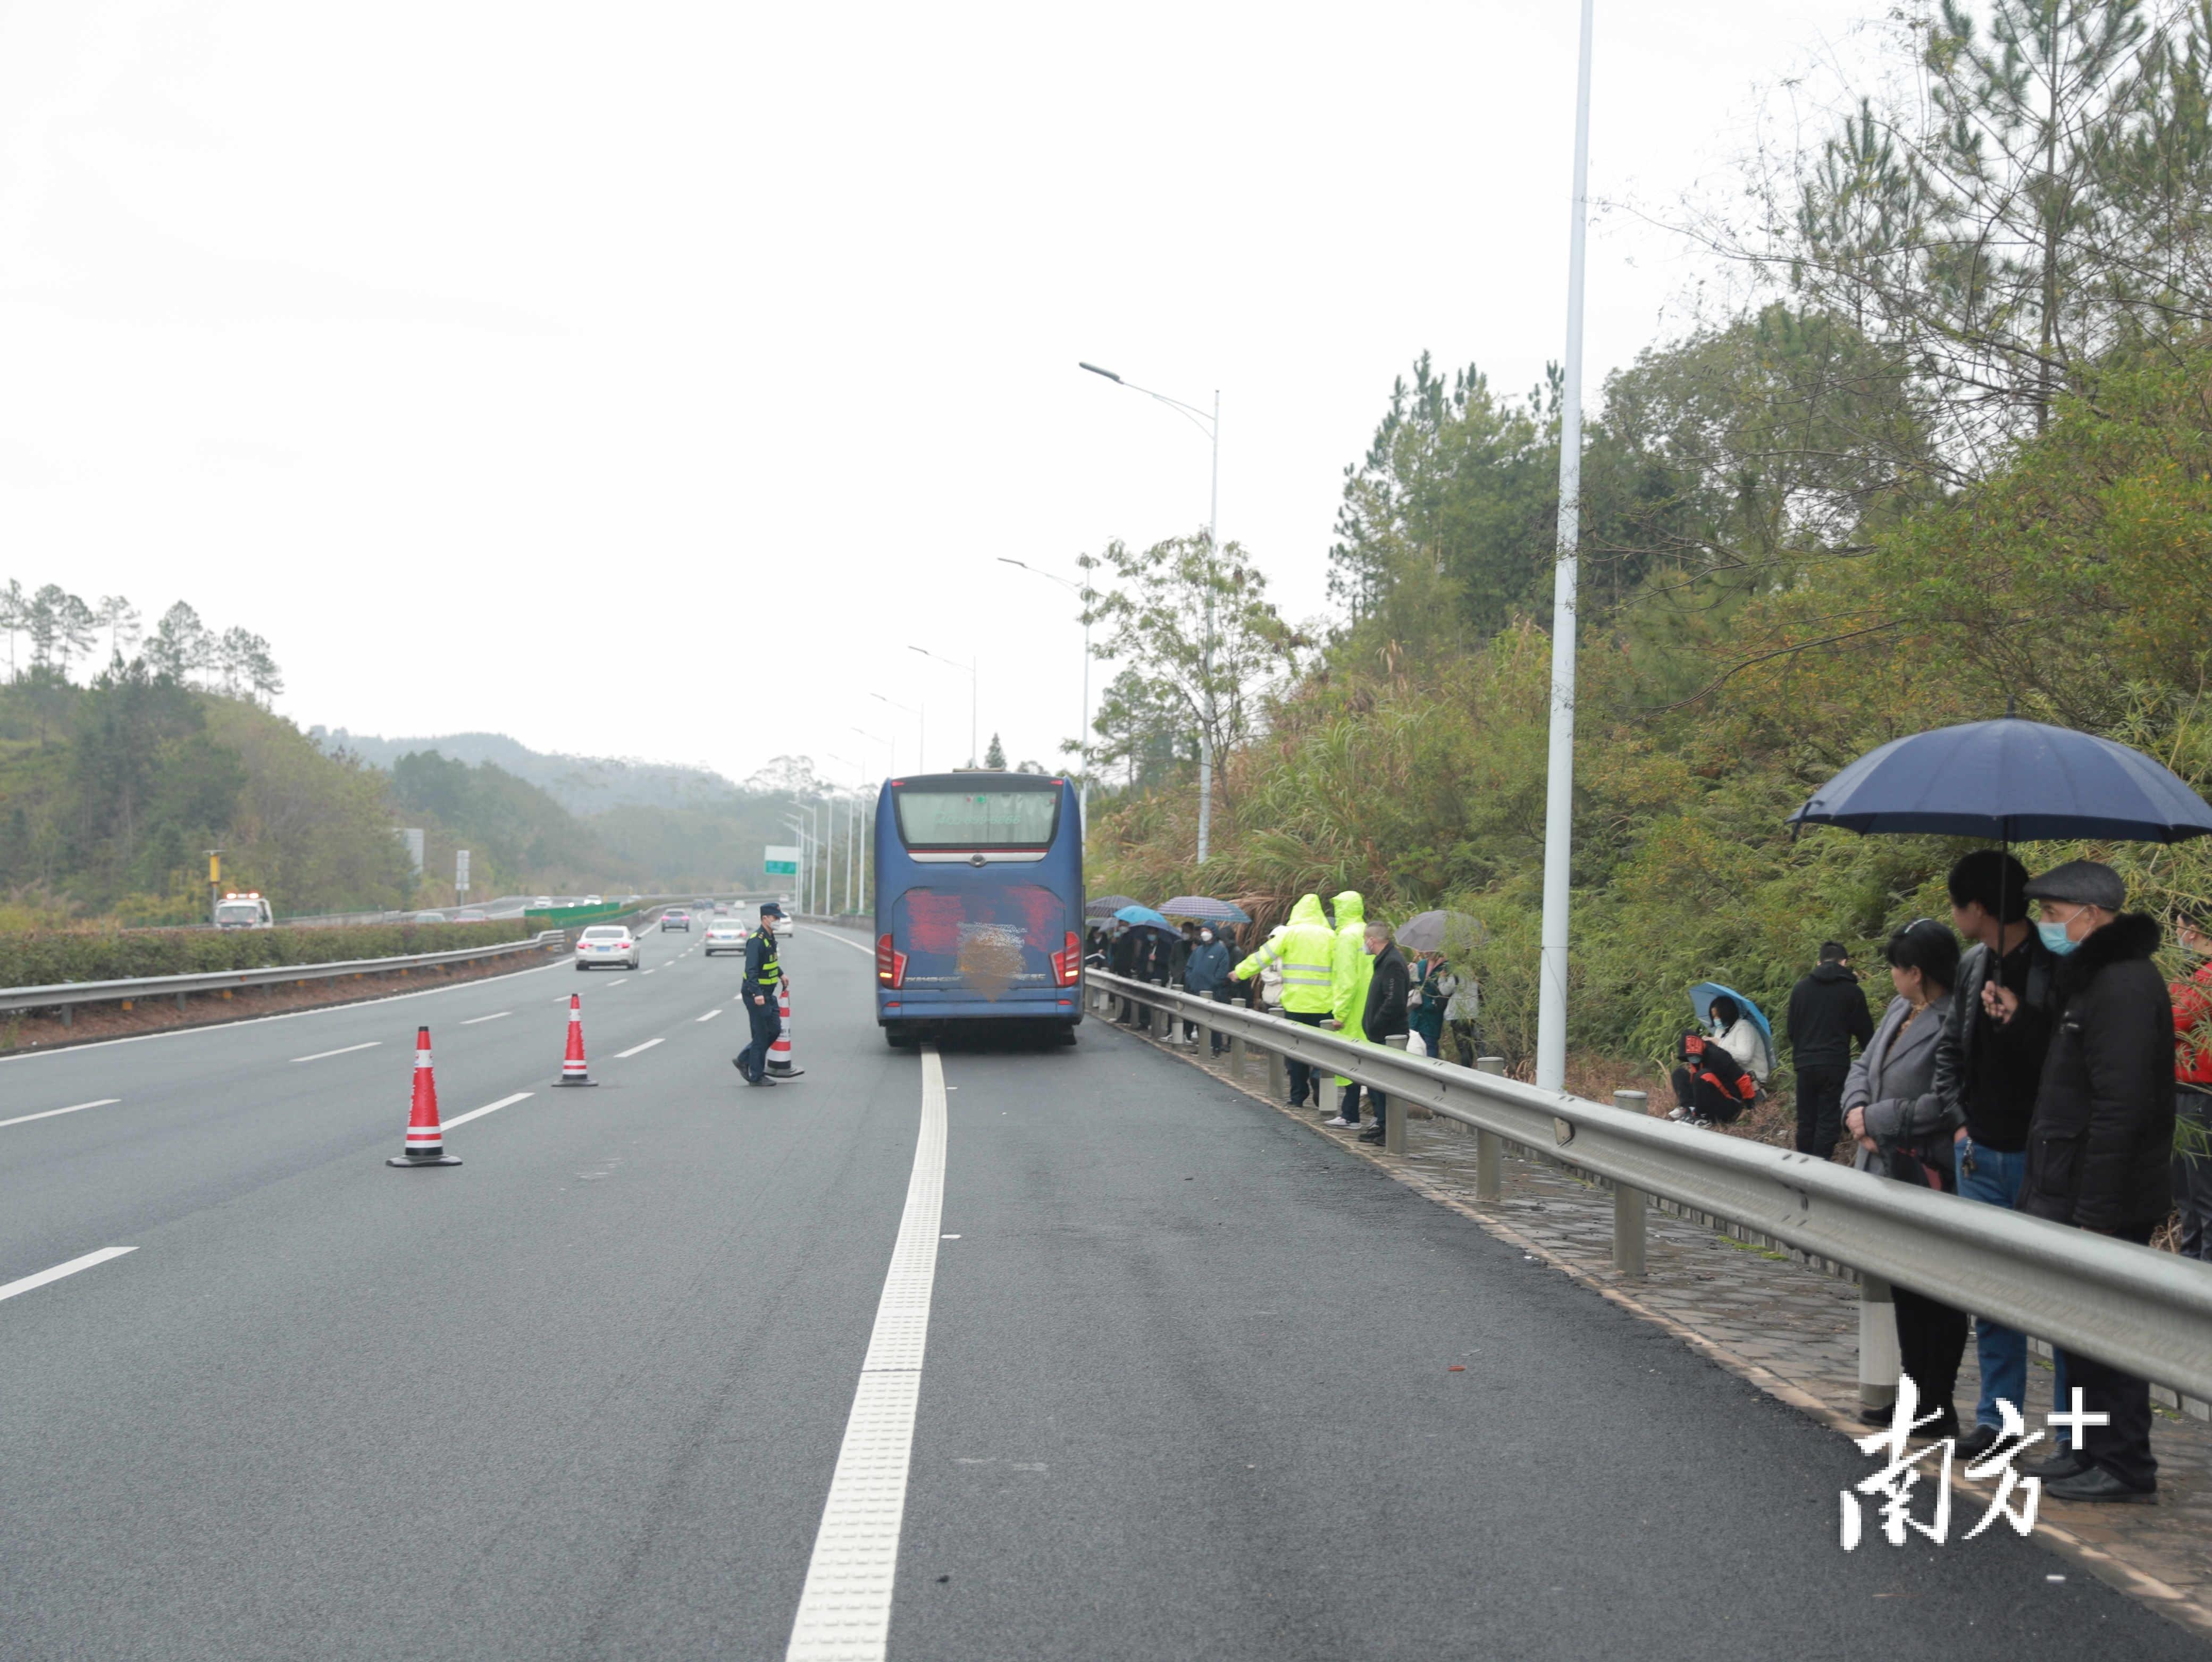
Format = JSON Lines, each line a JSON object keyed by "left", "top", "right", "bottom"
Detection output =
{"left": 0, "top": 919, "right": 531, "bottom": 991}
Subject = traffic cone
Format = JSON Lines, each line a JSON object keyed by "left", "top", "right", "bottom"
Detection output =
{"left": 767, "top": 985, "right": 803, "bottom": 1077}
{"left": 554, "top": 993, "right": 596, "bottom": 1086}
{"left": 387, "top": 1026, "right": 462, "bottom": 1167}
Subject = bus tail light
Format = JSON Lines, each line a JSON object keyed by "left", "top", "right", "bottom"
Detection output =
{"left": 877, "top": 933, "right": 907, "bottom": 988}
{"left": 1050, "top": 930, "right": 1082, "bottom": 987}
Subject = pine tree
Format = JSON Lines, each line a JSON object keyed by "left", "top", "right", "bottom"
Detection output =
{"left": 984, "top": 732, "right": 1007, "bottom": 770}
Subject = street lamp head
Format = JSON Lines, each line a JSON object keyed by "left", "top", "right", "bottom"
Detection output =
{"left": 996, "top": 557, "right": 1028, "bottom": 569}
{"left": 1078, "top": 362, "right": 1121, "bottom": 382}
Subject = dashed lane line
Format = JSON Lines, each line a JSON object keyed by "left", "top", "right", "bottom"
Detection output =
{"left": 0, "top": 1247, "right": 136, "bottom": 1305}
{"left": 0, "top": 1098, "right": 120, "bottom": 1132}
{"left": 613, "top": 1038, "right": 664, "bottom": 1059}
{"left": 696, "top": 1009, "right": 722, "bottom": 1022}
{"left": 441, "top": 1092, "right": 532, "bottom": 1131}
{"left": 291, "top": 1042, "right": 381, "bottom": 1064}
{"left": 460, "top": 1011, "right": 511, "bottom": 1026}
{"left": 783, "top": 1046, "right": 948, "bottom": 1661}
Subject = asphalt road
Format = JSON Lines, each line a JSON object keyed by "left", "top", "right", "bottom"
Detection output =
{"left": 1, "top": 924, "right": 2202, "bottom": 1660}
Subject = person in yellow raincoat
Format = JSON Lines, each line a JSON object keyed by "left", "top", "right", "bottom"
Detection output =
{"left": 1233, "top": 893, "right": 1335, "bottom": 1109}
{"left": 1322, "top": 890, "right": 1372, "bottom": 1126}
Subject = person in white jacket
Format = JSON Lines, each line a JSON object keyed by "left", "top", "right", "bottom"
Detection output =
{"left": 1710, "top": 994, "right": 1770, "bottom": 1082}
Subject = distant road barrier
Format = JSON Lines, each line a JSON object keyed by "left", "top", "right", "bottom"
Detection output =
{"left": 1, "top": 930, "right": 571, "bottom": 1028}
{"left": 1089, "top": 969, "right": 2212, "bottom": 1409}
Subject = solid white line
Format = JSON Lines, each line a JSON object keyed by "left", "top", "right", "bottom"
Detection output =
{"left": 441, "top": 1091, "right": 532, "bottom": 1131}
{"left": 0, "top": 1246, "right": 136, "bottom": 1304}
{"left": 800, "top": 925, "right": 874, "bottom": 956}
{"left": 613, "top": 1037, "right": 663, "bottom": 1059}
{"left": 460, "top": 1011, "right": 511, "bottom": 1026}
{"left": 785, "top": 1047, "right": 947, "bottom": 1662}
{"left": 291, "top": 1041, "right": 381, "bottom": 1063}
{"left": 0, "top": 1097, "right": 121, "bottom": 1131}
{"left": 696, "top": 1009, "right": 722, "bottom": 1022}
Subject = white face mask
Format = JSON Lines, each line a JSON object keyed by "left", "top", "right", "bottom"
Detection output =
{"left": 1200, "top": 931, "right": 1214, "bottom": 944}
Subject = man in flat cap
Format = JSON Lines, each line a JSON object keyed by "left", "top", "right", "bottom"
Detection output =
{"left": 1999, "top": 859, "right": 2176, "bottom": 1502}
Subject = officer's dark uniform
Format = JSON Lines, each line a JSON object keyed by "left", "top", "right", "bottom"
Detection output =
{"left": 736, "top": 912, "right": 785, "bottom": 1083}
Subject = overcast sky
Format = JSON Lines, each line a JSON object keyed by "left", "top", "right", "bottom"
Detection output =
{"left": 2, "top": 0, "right": 1888, "bottom": 790}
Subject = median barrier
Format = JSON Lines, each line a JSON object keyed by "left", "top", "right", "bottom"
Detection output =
{"left": 1089, "top": 967, "right": 2212, "bottom": 1410}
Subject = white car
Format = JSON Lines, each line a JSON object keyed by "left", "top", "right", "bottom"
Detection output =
{"left": 703, "top": 920, "right": 748, "bottom": 955}
{"left": 574, "top": 925, "right": 640, "bottom": 970}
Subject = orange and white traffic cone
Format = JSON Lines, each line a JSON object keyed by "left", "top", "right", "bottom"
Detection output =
{"left": 767, "top": 985, "right": 803, "bottom": 1077}
{"left": 554, "top": 993, "right": 596, "bottom": 1087}
{"left": 387, "top": 1026, "right": 462, "bottom": 1167}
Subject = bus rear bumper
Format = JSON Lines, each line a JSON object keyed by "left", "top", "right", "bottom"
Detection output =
{"left": 877, "top": 996, "right": 1081, "bottom": 1026}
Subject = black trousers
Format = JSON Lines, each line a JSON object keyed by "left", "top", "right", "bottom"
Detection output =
{"left": 1794, "top": 1063, "right": 1848, "bottom": 1157}
{"left": 2059, "top": 1219, "right": 2158, "bottom": 1489}
{"left": 2174, "top": 1091, "right": 2212, "bottom": 1261}
{"left": 1283, "top": 1010, "right": 1327, "bottom": 1104}
{"left": 1893, "top": 1285, "right": 1970, "bottom": 1436}
{"left": 1183, "top": 987, "right": 1235, "bottom": 1052}
{"left": 1669, "top": 1066, "right": 1743, "bottom": 1124}
{"left": 738, "top": 993, "right": 781, "bottom": 1081}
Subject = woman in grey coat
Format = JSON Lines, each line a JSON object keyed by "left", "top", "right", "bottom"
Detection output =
{"left": 1842, "top": 919, "right": 1964, "bottom": 1435}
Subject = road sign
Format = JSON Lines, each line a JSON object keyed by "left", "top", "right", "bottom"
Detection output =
{"left": 764, "top": 844, "right": 800, "bottom": 877}
{"left": 456, "top": 849, "right": 471, "bottom": 892}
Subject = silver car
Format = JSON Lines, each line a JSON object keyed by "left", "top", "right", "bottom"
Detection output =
{"left": 703, "top": 920, "right": 748, "bottom": 956}
{"left": 574, "top": 925, "right": 640, "bottom": 970}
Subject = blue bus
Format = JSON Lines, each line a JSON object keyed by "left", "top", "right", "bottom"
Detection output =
{"left": 873, "top": 770, "right": 1084, "bottom": 1045}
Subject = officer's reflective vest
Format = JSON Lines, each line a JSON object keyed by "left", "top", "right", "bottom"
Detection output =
{"left": 1236, "top": 922, "right": 1335, "bottom": 1014}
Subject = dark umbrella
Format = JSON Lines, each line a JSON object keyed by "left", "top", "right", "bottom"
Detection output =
{"left": 1790, "top": 714, "right": 2212, "bottom": 931}
{"left": 1395, "top": 910, "right": 1484, "bottom": 954}
{"left": 1160, "top": 895, "right": 1251, "bottom": 925}
{"left": 1085, "top": 895, "right": 1141, "bottom": 918}
{"left": 1789, "top": 716, "right": 2212, "bottom": 844}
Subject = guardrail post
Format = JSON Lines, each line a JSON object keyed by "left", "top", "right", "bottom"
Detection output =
{"left": 1383, "top": 1035, "right": 1409, "bottom": 1154}
{"left": 1858, "top": 1273, "right": 1899, "bottom": 1417}
{"left": 1267, "top": 1044, "right": 1287, "bottom": 1102}
{"left": 1474, "top": 1057, "right": 1506, "bottom": 1199}
{"left": 1229, "top": 1032, "right": 1247, "bottom": 1078}
{"left": 1611, "top": 1089, "right": 1649, "bottom": 1277}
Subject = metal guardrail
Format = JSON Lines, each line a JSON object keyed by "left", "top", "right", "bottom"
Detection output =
{"left": 1090, "top": 969, "right": 2212, "bottom": 1404}
{"left": 1, "top": 930, "right": 571, "bottom": 1022}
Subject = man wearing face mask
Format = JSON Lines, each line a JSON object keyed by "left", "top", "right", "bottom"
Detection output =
{"left": 2007, "top": 860, "right": 2175, "bottom": 1503}
{"left": 1182, "top": 925, "right": 1234, "bottom": 1054}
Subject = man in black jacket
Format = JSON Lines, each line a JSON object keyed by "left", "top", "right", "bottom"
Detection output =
{"left": 1785, "top": 943, "right": 1873, "bottom": 1157}
{"left": 2010, "top": 860, "right": 2175, "bottom": 1503}
{"left": 1353, "top": 922, "right": 1410, "bottom": 1145}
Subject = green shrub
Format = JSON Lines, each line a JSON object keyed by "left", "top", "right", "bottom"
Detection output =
{"left": 0, "top": 919, "right": 529, "bottom": 989}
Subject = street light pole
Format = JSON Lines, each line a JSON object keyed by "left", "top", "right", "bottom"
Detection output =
{"left": 908, "top": 646, "right": 977, "bottom": 767}
{"left": 1536, "top": 0, "right": 1596, "bottom": 1097}
{"left": 852, "top": 727, "right": 892, "bottom": 913}
{"left": 872, "top": 692, "right": 923, "bottom": 775}
{"left": 996, "top": 557, "right": 1092, "bottom": 830}
{"left": 1078, "top": 360, "right": 1220, "bottom": 863}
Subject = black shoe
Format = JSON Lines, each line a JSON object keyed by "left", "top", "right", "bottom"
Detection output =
{"left": 2045, "top": 1464, "right": 2156, "bottom": 1504}
{"left": 747, "top": 1074, "right": 777, "bottom": 1087}
{"left": 1357, "top": 1128, "right": 1384, "bottom": 1145}
{"left": 2023, "top": 1447, "right": 2092, "bottom": 1481}
{"left": 1955, "top": 1423, "right": 2002, "bottom": 1461}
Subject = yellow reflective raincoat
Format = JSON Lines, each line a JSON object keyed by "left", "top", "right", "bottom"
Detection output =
{"left": 1233, "top": 894, "right": 1335, "bottom": 1014}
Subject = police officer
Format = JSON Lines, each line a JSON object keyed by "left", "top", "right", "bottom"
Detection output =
{"left": 734, "top": 902, "right": 795, "bottom": 1085}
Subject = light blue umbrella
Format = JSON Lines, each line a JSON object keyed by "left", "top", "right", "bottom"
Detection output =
{"left": 1689, "top": 981, "right": 1774, "bottom": 1078}
{"left": 1112, "top": 905, "right": 1173, "bottom": 930}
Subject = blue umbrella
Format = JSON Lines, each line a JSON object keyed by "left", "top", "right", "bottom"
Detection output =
{"left": 1112, "top": 905, "right": 1174, "bottom": 930}
{"left": 1789, "top": 716, "right": 2212, "bottom": 843}
{"left": 1160, "top": 895, "right": 1252, "bottom": 925}
{"left": 1689, "top": 981, "right": 1774, "bottom": 1078}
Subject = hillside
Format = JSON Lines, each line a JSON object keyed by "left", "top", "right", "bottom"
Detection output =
{"left": 316, "top": 728, "right": 742, "bottom": 816}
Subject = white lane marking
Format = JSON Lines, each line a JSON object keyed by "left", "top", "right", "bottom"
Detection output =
{"left": 800, "top": 925, "right": 874, "bottom": 956}
{"left": 291, "top": 1041, "right": 381, "bottom": 1063}
{"left": 461, "top": 1011, "right": 512, "bottom": 1026}
{"left": 0, "top": 1097, "right": 122, "bottom": 1131}
{"left": 613, "top": 1038, "right": 664, "bottom": 1059}
{"left": 785, "top": 1046, "right": 948, "bottom": 1661}
{"left": 442, "top": 1091, "right": 532, "bottom": 1131}
{"left": 696, "top": 1009, "right": 722, "bottom": 1022}
{"left": 0, "top": 1246, "right": 136, "bottom": 1304}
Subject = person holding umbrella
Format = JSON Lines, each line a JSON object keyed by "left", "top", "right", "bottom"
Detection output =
{"left": 2010, "top": 860, "right": 2176, "bottom": 1504}
{"left": 1182, "top": 924, "right": 1234, "bottom": 1054}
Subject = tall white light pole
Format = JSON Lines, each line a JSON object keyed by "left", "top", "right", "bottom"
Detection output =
{"left": 997, "top": 557, "right": 1093, "bottom": 829}
{"left": 852, "top": 727, "right": 893, "bottom": 911}
{"left": 872, "top": 692, "right": 921, "bottom": 774}
{"left": 908, "top": 647, "right": 977, "bottom": 766}
{"left": 782, "top": 812, "right": 808, "bottom": 913}
{"left": 1536, "top": 0, "right": 1596, "bottom": 1096}
{"left": 827, "top": 752, "right": 862, "bottom": 914}
{"left": 1079, "top": 360, "right": 1220, "bottom": 863}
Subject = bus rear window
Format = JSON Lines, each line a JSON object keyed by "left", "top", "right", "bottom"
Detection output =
{"left": 893, "top": 787, "right": 1059, "bottom": 849}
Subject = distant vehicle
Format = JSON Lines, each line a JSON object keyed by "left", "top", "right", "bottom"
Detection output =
{"left": 212, "top": 892, "right": 273, "bottom": 930}
{"left": 532, "top": 895, "right": 553, "bottom": 909}
{"left": 703, "top": 920, "right": 748, "bottom": 955}
{"left": 874, "top": 771, "right": 1082, "bottom": 1045}
{"left": 582, "top": 894, "right": 604, "bottom": 905}
{"left": 575, "top": 926, "right": 640, "bottom": 970}
{"left": 661, "top": 909, "right": 691, "bottom": 933}
{"left": 622, "top": 894, "right": 643, "bottom": 905}
{"left": 712, "top": 902, "right": 730, "bottom": 916}
{"left": 408, "top": 910, "right": 447, "bottom": 925}
{"left": 454, "top": 908, "right": 489, "bottom": 924}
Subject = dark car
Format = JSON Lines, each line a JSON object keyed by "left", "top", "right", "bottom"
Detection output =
{"left": 661, "top": 909, "right": 691, "bottom": 933}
